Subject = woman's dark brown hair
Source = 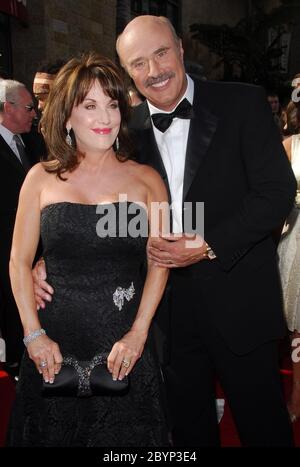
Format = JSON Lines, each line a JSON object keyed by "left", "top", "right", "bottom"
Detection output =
{"left": 41, "top": 51, "right": 133, "bottom": 178}
{"left": 283, "top": 100, "right": 300, "bottom": 137}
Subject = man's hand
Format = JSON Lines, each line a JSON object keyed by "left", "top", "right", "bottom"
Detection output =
{"left": 148, "top": 233, "right": 208, "bottom": 268}
{"left": 32, "top": 258, "right": 54, "bottom": 309}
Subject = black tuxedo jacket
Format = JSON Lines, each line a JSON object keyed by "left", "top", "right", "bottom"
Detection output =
{"left": 0, "top": 135, "right": 34, "bottom": 265}
{"left": 130, "top": 79, "right": 297, "bottom": 356}
{"left": 0, "top": 133, "right": 39, "bottom": 360}
{"left": 0, "top": 133, "right": 40, "bottom": 250}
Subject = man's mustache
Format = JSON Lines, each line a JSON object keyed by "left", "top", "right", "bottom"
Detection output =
{"left": 145, "top": 72, "right": 175, "bottom": 88}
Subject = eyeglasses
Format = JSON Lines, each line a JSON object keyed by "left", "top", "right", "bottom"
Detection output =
{"left": 8, "top": 101, "right": 35, "bottom": 112}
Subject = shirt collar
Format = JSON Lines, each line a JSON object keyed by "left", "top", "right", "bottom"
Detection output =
{"left": 147, "top": 74, "right": 194, "bottom": 116}
{"left": 0, "top": 123, "right": 16, "bottom": 146}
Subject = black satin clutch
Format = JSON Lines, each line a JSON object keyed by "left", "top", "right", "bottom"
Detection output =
{"left": 42, "top": 354, "right": 129, "bottom": 397}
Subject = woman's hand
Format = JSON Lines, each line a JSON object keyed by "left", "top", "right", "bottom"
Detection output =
{"left": 26, "top": 334, "right": 63, "bottom": 383}
{"left": 107, "top": 329, "right": 148, "bottom": 381}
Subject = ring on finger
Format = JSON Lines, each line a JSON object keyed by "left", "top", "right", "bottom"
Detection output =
{"left": 122, "top": 359, "right": 130, "bottom": 368}
{"left": 39, "top": 360, "right": 48, "bottom": 368}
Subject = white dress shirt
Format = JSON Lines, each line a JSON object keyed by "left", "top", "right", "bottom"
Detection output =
{"left": 0, "top": 123, "right": 25, "bottom": 164}
{"left": 147, "top": 74, "right": 194, "bottom": 233}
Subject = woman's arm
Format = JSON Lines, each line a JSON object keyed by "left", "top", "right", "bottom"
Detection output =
{"left": 108, "top": 167, "right": 169, "bottom": 380}
{"left": 9, "top": 164, "right": 62, "bottom": 382}
{"left": 283, "top": 136, "right": 292, "bottom": 161}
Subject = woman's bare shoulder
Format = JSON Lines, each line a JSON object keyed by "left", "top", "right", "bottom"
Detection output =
{"left": 283, "top": 136, "right": 292, "bottom": 161}
{"left": 134, "top": 163, "right": 168, "bottom": 202}
{"left": 26, "top": 161, "right": 51, "bottom": 178}
{"left": 127, "top": 160, "right": 163, "bottom": 183}
{"left": 23, "top": 162, "right": 54, "bottom": 194}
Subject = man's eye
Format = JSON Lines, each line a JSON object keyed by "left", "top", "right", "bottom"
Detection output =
{"left": 134, "top": 61, "right": 145, "bottom": 70}
{"left": 157, "top": 50, "right": 167, "bottom": 58}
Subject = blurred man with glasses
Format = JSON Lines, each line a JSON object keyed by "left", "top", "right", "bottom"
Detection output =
{"left": 0, "top": 80, "right": 37, "bottom": 378}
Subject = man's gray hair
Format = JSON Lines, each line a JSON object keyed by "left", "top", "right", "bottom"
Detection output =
{"left": 0, "top": 80, "right": 26, "bottom": 112}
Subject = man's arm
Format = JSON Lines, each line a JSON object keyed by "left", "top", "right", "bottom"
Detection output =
{"left": 147, "top": 86, "right": 296, "bottom": 270}
{"left": 148, "top": 233, "right": 209, "bottom": 268}
{"left": 205, "top": 86, "right": 296, "bottom": 270}
{"left": 32, "top": 259, "right": 54, "bottom": 309}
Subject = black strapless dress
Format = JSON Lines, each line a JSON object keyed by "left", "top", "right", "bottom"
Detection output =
{"left": 8, "top": 202, "right": 168, "bottom": 446}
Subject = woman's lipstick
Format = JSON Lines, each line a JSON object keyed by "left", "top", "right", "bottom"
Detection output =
{"left": 92, "top": 128, "right": 112, "bottom": 135}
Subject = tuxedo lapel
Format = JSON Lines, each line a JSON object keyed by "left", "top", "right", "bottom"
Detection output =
{"left": 183, "top": 82, "right": 219, "bottom": 201}
{"left": 131, "top": 103, "right": 171, "bottom": 201}
{"left": 131, "top": 91, "right": 219, "bottom": 204}
{"left": 0, "top": 135, "right": 26, "bottom": 175}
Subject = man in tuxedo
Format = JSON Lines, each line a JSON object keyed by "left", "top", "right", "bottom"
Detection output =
{"left": 33, "top": 16, "right": 296, "bottom": 446}
{"left": 0, "top": 80, "right": 37, "bottom": 375}
{"left": 115, "top": 15, "right": 296, "bottom": 446}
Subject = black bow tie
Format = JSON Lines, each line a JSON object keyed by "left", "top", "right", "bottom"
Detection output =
{"left": 151, "top": 98, "right": 194, "bottom": 133}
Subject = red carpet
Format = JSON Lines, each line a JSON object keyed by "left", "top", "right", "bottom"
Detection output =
{"left": 1, "top": 363, "right": 299, "bottom": 447}
{"left": 0, "top": 369, "right": 15, "bottom": 447}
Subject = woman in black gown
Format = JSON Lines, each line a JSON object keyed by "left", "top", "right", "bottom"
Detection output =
{"left": 8, "top": 52, "right": 169, "bottom": 446}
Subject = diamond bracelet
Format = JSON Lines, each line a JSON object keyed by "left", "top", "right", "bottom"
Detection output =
{"left": 23, "top": 328, "right": 46, "bottom": 347}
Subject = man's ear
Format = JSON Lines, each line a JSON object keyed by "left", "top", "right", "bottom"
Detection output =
{"left": 3, "top": 101, "right": 13, "bottom": 113}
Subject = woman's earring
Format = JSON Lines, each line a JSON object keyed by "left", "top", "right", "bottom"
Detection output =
{"left": 115, "top": 137, "right": 119, "bottom": 152}
{"left": 66, "top": 128, "right": 72, "bottom": 146}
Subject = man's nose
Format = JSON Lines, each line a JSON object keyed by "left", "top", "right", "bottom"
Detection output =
{"left": 148, "top": 57, "right": 160, "bottom": 77}
{"left": 38, "top": 100, "right": 44, "bottom": 112}
{"left": 28, "top": 105, "right": 37, "bottom": 117}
